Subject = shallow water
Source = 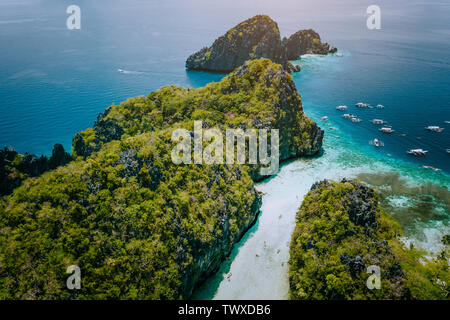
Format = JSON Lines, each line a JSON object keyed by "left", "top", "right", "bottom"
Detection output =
{"left": 193, "top": 104, "right": 449, "bottom": 299}
{"left": 0, "top": 0, "right": 449, "bottom": 300}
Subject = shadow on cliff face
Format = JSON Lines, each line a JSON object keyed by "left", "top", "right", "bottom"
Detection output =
{"left": 357, "top": 172, "right": 449, "bottom": 241}
{"left": 191, "top": 214, "right": 261, "bottom": 299}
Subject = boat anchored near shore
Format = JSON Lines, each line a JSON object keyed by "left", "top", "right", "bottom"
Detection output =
{"left": 336, "top": 105, "right": 348, "bottom": 111}
{"left": 407, "top": 149, "right": 428, "bottom": 157}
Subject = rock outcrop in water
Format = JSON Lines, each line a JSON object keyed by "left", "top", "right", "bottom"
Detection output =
{"left": 0, "top": 59, "right": 322, "bottom": 299}
{"left": 283, "top": 29, "right": 337, "bottom": 60}
{"left": 186, "top": 16, "right": 337, "bottom": 74}
{"left": 289, "top": 179, "right": 449, "bottom": 300}
{"left": 73, "top": 59, "right": 323, "bottom": 180}
{"left": 186, "top": 15, "right": 299, "bottom": 73}
{"left": 0, "top": 144, "right": 72, "bottom": 196}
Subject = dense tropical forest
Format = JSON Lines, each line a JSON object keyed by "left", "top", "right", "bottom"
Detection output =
{"left": 0, "top": 59, "right": 321, "bottom": 299}
{"left": 289, "top": 179, "right": 449, "bottom": 299}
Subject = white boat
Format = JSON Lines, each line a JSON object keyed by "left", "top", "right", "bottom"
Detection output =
{"left": 446, "top": 149, "right": 450, "bottom": 154}
{"left": 321, "top": 116, "right": 329, "bottom": 121}
{"left": 336, "top": 53, "right": 343, "bottom": 57}
{"left": 445, "top": 121, "right": 450, "bottom": 124}
{"left": 371, "top": 119, "right": 385, "bottom": 125}
{"left": 407, "top": 149, "right": 428, "bottom": 157}
{"left": 369, "top": 138, "right": 384, "bottom": 147}
{"left": 379, "top": 127, "right": 394, "bottom": 133}
{"left": 376, "top": 104, "right": 385, "bottom": 109}
{"left": 336, "top": 105, "right": 348, "bottom": 111}
{"left": 342, "top": 113, "right": 355, "bottom": 119}
{"left": 356, "top": 102, "right": 369, "bottom": 108}
{"left": 351, "top": 117, "right": 362, "bottom": 123}
{"left": 425, "top": 126, "right": 444, "bottom": 132}
{"left": 118, "top": 69, "right": 125, "bottom": 73}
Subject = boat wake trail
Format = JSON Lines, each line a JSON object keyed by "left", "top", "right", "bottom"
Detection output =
{"left": 117, "top": 68, "right": 145, "bottom": 75}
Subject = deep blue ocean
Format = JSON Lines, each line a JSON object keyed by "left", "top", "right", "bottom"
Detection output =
{"left": 0, "top": 0, "right": 449, "bottom": 172}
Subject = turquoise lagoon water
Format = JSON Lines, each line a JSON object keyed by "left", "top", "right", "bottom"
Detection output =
{"left": 0, "top": 0, "right": 449, "bottom": 299}
{"left": 1, "top": 0, "right": 449, "bottom": 169}
{"left": 192, "top": 82, "right": 450, "bottom": 299}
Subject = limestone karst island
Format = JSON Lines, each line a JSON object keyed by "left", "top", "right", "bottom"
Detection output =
{"left": 0, "top": 1, "right": 449, "bottom": 311}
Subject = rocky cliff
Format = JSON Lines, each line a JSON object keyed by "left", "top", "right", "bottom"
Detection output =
{"left": 73, "top": 59, "right": 323, "bottom": 177}
{"left": 1, "top": 59, "right": 322, "bottom": 299}
{"left": 284, "top": 29, "right": 337, "bottom": 60}
{"left": 186, "top": 15, "right": 299, "bottom": 73}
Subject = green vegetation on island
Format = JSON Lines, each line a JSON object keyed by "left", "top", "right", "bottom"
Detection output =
{"left": 289, "top": 179, "right": 449, "bottom": 300}
{"left": 0, "top": 144, "right": 72, "bottom": 196}
{"left": 283, "top": 29, "right": 337, "bottom": 60}
{"left": 186, "top": 15, "right": 337, "bottom": 73}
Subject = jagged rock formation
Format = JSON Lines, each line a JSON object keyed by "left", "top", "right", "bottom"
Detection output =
{"left": 0, "top": 144, "right": 72, "bottom": 196}
{"left": 290, "top": 179, "right": 449, "bottom": 300}
{"left": 72, "top": 111, "right": 124, "bottom": 159}
{"left": 0, "top": 59, "right": 322, "bottom": 299}
{"left": 73, "top": 58, "right": 323, "bottom": 171}
{"left": 283, "top": 29, "right": 337, "bottom": 60}
{"left": 186, "top": 15, "right": 337, "bottom": 74}
{"left": 186, "top": 15, "right": 298, "bottom": 73}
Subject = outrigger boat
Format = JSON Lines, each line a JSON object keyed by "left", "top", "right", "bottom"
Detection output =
{"left": 407, "top": 149, "right": 428, "bottom": 157}
{"left": 342, "top": 113, "right": 355, "bottom": 119}
{"left": 351, "top": 117, "right": 362, "bottom": 123}
{"left": 371, "top": 119, "right": 386, "bottom": 125}
{"left": 356, "top": 102, "right": 370, "bottom": 108}
{"left": 369, "top": 138, "right": 384, "bottom": 147}
{"left": 335, "top": 53, "right": 343, "bottom": 57}
{"left": 376, "top": 104, "right": 385, "bottom": 109}
{"left": 117, "top": 69, "right": 125, "bottom": 73}
{"left": 336, "top": 105, "right": 348, "bottom": 111}
{"left": 425, "top": 126, "right": 444, "bottom": 132}
{"left": 379, "top": 127, "right": 394, "bottom": 133}
{"left": 446, "top": 149, "right": 450, "bottom": 154}
{"left": 321, "top": 116, "right": 329, "bottom": 121}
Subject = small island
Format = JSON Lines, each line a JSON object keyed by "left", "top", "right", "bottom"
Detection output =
{"left": 0, "top": 59, "right": 323, "bottom": 299}
{"left": 186, "top": 15, "right": 337, "bottom": 73}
